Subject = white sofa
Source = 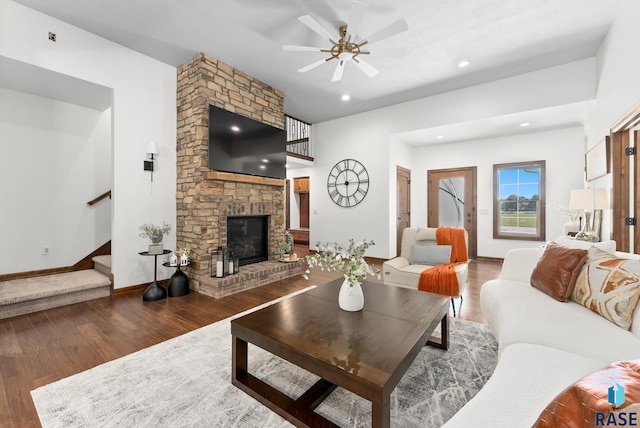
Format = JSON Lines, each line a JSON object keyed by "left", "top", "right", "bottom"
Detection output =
{"left": 383, "top": 227, "right": 468, "bottom": 303}
{"left": 443, "top": 241, "right": 640, "bottom": 427}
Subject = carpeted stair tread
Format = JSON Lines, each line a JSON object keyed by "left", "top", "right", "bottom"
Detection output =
{"left": 0, "top": 270, "right": 111, "bottom": 306}
{"left": 92, "top": 255, "right": 111, "bottom": 268}
{"left": 92, "top": 255, "right": 111, "bottom": 277}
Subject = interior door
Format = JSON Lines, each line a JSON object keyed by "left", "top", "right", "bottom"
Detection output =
{"left": 396, "top": 166, "right": 411, "bottom": 256}
{"left": 299, "top": 193, "right": 310, "bottom": 228}
{"left": 611, "top": 102, "right": 640, "bottom": 253}
{"left": 427, "top": 167, "right": 477, "bottom": 259}
{"left": 285, "top": 179, "right": 291, "bottom": 230}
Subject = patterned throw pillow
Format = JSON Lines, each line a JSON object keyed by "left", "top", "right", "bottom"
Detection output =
{"left": 571, "top": 247, "right": 640, "bottom": 330}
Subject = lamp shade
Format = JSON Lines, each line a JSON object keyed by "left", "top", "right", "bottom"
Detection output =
{"left": 569, "top": 188, "right": 609, "bottom": 210}
{"left": 146, "top": 141, "right": 158, "bottom": 155}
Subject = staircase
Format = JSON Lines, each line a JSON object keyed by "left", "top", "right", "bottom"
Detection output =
{"left": 0, "top": 256, "right": 112, "bottom": 320}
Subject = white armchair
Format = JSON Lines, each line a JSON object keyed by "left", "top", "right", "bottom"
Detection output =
{"left": 383, "top": 227, "right": 469, "bottom": 315}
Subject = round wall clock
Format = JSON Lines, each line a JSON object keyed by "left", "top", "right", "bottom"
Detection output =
{"left": 326, "top": 158, "right": 370, "bottom": 207}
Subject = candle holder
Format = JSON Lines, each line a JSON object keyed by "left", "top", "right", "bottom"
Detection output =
{"left": 232, "top": 252, "right": 240, "bottom": 274}
{"left": 210, "top": 246, "right": 228, "bottom": 278}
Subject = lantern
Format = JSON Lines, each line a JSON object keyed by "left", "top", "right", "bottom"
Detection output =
{"left": 210, "top": 246, "right": 228, "bottom": 278}
{"left": 228, "top": 251, "right": 239, "bottom": 275}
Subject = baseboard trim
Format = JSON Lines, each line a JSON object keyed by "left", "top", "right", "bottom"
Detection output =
{"left": 475, "top": 256, "right": 504, "bottom": 263}
{"left": 0, "top": 241, "right": 111, "bottom": 282}
{"left": 112, "top": 279, "right": 169, "bottom": 296}
{"left": 0, "top": 266, "right": 75, "bottom": 282}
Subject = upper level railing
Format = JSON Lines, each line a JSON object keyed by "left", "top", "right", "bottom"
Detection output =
{"left": 286, "top": 115, "right": 313, "bottom": 160}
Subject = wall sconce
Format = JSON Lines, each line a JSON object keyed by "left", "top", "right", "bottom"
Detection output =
{"left": 144, "top": 141, "right": 158, "bottom": 182}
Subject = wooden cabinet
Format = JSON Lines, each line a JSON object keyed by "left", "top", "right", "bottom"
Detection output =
{"left": 289, "top": 229, "right": 309, "bottom": 244}
{"left": 293, "top": 177, "right": 310, "bottom": 193}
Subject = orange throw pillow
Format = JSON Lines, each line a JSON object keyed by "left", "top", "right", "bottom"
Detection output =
{"left": 534, "top": 360, "right": 640, "bottom": 428}
{"left": 530, "top": 242, "right": 588, "bottom": 302}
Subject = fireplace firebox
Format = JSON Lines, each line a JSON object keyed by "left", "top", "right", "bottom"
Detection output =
{"left": 227, "top": 216, "right": 269, "bottom": 266}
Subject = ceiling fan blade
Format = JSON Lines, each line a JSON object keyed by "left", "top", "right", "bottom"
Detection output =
{"left": 298, "top": 59, "right": 327, "bottom": 73}
{"left": 283, "top": 45, "right": 324, "bottom": 52}
{"left": 346, "top": 0, "right": 369, "bottom": 41}
{"left": 353, "top": 57, "right": 379, "bottom": 78}
{"left": 298, "top": 14, "right": 336, "bottom": 41}
{"left": 363, "top": 18, "right": 408, "bottom": 44}
{"left": 331, "top": 60, "right": 346, "bottom": 82}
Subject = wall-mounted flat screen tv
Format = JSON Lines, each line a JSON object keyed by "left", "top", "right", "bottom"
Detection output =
{"left": 208, "top": 105, "right": 287, "bottom": 179}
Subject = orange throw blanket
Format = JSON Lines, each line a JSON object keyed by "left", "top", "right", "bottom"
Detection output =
{"left": 418, "top": 227, "right": 468, "bottom": 296}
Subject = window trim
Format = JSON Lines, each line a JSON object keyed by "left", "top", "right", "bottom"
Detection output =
{"left": 493, "top": 160, "right": 546, "bottom": 241}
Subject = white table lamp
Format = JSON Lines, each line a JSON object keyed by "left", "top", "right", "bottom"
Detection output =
{"left": 569, "top": 188, "right": 609, "bottom": 242}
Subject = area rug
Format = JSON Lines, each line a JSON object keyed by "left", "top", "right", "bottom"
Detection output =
{"left": 31, "top": 289, "right": 498, "bottom": 427}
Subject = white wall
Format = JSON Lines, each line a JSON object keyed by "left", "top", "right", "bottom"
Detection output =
{"left": 0, "top": 88, "right": 111, "bottom": 274}
{"left": 310, "top": 119, "right": 392, "bottom": 258}
{"left": 312, "top": 59, "right": 596, "bottom": 259}
{"left": 1, "top": 0, "right": 177, "bottom": 288}
{"left": 410, "top": 127, "right": 585, "bottom": 258}
{"left": 585, "top": 0, "right": 640, "bottom": 242}
{"left": 588, "top": 0, "right": 640, "bottom": 146}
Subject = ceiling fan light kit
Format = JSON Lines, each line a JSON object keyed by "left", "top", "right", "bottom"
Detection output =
{"left": 283, "top": 0, "right": 408, "bottom": 82}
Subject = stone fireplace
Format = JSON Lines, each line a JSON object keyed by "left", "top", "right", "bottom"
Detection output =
{"left": 175, "top": 53, "right": 303, "bottom": 298}
{"left": 227, "top": 215, "right": 268, "bottom": 266}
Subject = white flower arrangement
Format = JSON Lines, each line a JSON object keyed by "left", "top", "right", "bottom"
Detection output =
{"left": 303, "top": 239, "right": 382, "bottom": 286}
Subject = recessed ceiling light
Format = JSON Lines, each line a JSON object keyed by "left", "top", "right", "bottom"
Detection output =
{"left": 436, "top": 135, "right": 444, "bottom": 139}
{"left": 520, "top": 122, "right": 530, "bottom": 127}
{"left": 457, "top": 60, "right": 470, "bottom": 68}
{"left": 262, "top": 158, "right": 269, "bottom": 163}
{"left": 230, "top": 125, "right": 240, "bottom": 132}
{"left": 341, "top": 94, "right": 351, "bottom": 101}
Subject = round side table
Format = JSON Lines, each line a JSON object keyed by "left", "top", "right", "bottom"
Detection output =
{"left": 163, "top": 262, "right": 190, "bottom": 297}
{"left": 139, "top": 249, "right": 172, "bottom": 302}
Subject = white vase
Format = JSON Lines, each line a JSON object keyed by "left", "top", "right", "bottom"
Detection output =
{"left": 338, "top": 276, "right": 364, "bottom": 312}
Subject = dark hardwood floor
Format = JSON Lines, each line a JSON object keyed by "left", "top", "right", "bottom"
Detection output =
{"left": 0, "top": 245, "right": 502, "bottom": 428}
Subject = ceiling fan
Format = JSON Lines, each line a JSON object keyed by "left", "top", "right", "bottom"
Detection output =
{"left": 283, "top": 0, "right": 408, "bottom": 82}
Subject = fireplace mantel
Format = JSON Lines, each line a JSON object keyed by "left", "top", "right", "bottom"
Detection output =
{"left": 205, "top": 171, "right": 284, "bottom": 187}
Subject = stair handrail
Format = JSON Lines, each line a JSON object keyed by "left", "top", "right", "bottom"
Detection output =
{"left": 87, "top": 190, "right": 112, "bottom": 206}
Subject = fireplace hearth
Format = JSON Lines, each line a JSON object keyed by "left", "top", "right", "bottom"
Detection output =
{"left": 227, "top": 216, "right": 268, "bottom": 266}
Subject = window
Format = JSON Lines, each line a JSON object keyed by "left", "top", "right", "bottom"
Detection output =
{"left": 493, "top": 160, "right": 545, "bottom": 241}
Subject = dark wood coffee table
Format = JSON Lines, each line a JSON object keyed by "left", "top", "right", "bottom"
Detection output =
{"left": 231, "top": 278, "right": 449, "bottom": 427}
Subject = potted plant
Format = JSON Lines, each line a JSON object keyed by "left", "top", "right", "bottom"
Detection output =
{"left": 274, "top": 231, "right": 294, "bottom": 261}
{"left": 139, "top": 222, "right": 172, "bottom": 255}
{"left": 303, "top": 239, "right": 381, "bottom": 311}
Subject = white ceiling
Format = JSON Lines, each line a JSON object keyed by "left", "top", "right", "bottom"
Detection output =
{"left": 10, "top": 0, "right": 621, "bottom": 143}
